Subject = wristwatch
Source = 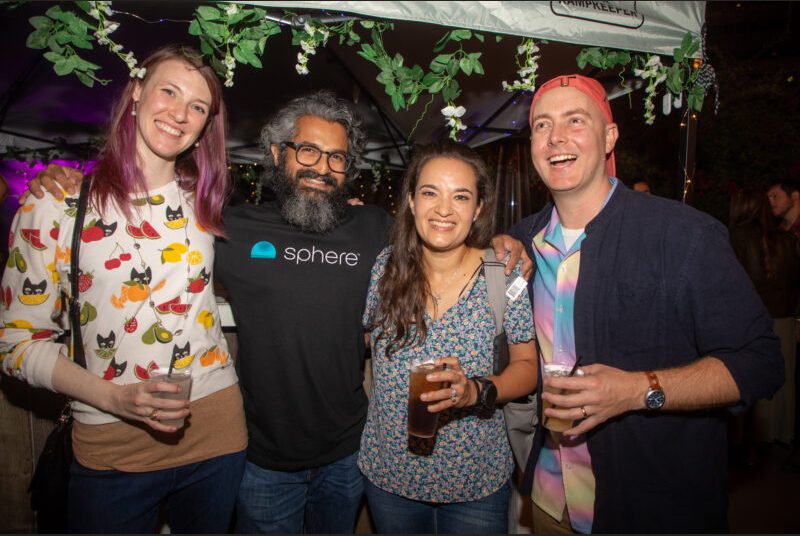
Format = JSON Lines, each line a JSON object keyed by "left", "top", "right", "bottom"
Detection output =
{"left": 471, "top": 376, "right": 498, "bottom": 415}
{"left": 644, "top": 371, "right": 666, "bottom": 410}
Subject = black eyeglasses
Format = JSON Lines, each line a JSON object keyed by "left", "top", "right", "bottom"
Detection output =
{"left": 282, "top": 141, "right": 352, "bottom": 173}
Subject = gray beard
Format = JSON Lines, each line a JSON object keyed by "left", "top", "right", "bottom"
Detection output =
{"left": 266, "top": 163, "right": 349, "bottom": 233}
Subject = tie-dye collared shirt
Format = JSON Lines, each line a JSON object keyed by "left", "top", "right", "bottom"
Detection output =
{"left": 530, "top": 179, "right": 618, "bottom": 534}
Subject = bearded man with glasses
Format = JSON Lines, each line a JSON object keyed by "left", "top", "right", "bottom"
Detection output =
{"left": 215, "top": 91, "right": 530, "bottom": 533}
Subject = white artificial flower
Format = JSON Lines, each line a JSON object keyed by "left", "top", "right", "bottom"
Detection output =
{"left": 88, "top": 8, "right": 100, "bottom": 19}
{"left": 111, "top": 43, "right": 122, "bottom": 53}
{"left": 295, "top": 63, "right": 309, "bottom": 75}
{"left": 441, "top": 105, "right": 465, "bottom": 118}
{"left": 304, "top": 22, "right": 314, "bottom": 35}
{"left": 103, "top": 20, "right": 119, "bottom": 33}
{"left": 225, "top": 3, "right": 239, "bottom": 16}
{"left": 224, "top": 54, "right": 236, "bottom": 69}
{"left": 645, "top": 55, "right": 661, "bottom": 67}
{"left": 300, "top": 40, "right": 316, "bottom": 54}
{"left": 224, "top": 78, "right": 234, "bottom": 87}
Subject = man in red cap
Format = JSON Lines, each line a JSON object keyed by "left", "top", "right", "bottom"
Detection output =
{"left": 509, "top": 74, "right": 783, "bottom": 533}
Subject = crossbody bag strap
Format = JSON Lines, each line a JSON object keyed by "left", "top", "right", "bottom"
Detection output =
{"left": 68, "top": 180, "right": 90, "bottom": 369}
{"left": 482, "top": 248, "right": 508, "bottom": 337}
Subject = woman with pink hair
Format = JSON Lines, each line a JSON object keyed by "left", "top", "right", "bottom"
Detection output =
{"left": 0, "top": 45, "right": 246, "bottom": 533}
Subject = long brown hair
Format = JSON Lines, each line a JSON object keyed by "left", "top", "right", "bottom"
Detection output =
{"left": 89, "top": 45, "right": 229, "bottom": 236}
{"left": 730, "top": 187, "right": 785, "bottom": 278}
{"left": 372, "top": 141, "right": 497, "bottom": 357}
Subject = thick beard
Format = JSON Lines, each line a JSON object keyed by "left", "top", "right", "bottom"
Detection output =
{"left": 265, "top": 160, "right": 349, "bottom": 233}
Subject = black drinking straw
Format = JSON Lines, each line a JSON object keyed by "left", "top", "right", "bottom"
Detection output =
{"left": 167, "top": 354, "right": 176, "bottom": 377}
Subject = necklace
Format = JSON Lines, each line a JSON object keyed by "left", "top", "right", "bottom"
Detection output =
{"left": 430, "top": 249, "right": 468, "bottom": 305}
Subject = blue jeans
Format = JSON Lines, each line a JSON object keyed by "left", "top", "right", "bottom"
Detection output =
{"left": 68, "top": 450, "right": 246, "bottom": 533}
{"left": 364, "top": 478, "right": 510, "bottom": 534}
{"left": 236, "top": 451, "right": 364, "bottom": 533}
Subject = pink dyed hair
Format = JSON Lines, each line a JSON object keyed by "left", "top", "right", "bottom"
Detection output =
{"left": 89, "top": 44, "right": 230, "bottom": 236}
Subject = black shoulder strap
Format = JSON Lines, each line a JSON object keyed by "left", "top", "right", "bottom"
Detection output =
{"left": 68, "top": 180, "right": 90, "bottom": 369}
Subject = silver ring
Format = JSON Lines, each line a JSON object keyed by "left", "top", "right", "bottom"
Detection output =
{"left": 580, "top": 406, "right": 588, "bottom": 419}
{"left": 450, "top": 387, "right": 458, "bottom": 403}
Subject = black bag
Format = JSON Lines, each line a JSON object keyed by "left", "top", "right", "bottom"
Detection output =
{"left": 28, "top": 405, "right": 74, "bottom": 533}
{"left": 27, "top": 180, "right": 89, "bottom": 532}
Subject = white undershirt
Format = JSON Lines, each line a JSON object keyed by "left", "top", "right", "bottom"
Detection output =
{"left": 562, "top": 227, "right": 584, "bottom": 250}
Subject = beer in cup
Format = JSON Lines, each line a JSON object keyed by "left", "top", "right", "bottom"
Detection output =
{"left": 407, "top": 362, "right": 446, "bottom": 438}
{"left": 542, "top": 363, "right": 584, "bottom": 433}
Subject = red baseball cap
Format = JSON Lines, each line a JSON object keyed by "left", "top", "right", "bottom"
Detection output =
{"left": 529, "top": 74, "right": 616, "bottom": 177}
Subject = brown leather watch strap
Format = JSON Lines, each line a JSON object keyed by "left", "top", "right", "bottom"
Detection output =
{"left": 645, "top": 370, "right": 662, "bottom": 390}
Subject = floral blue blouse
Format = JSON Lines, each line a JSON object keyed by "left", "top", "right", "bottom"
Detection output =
{"left": 358, "top": 247, "right": 535, "bottom": 503}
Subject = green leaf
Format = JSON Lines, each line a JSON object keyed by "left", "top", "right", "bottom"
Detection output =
{"left": 433, "top": 31, "right": 451, "bottom": 53}
{"left": 197, "top": 5, "right": 221, "bottom": 21}
{"left": 446, "top": 58, "right": 459, "bottom": 77}
{"left": 43, "top": 51, "right": 62, "bottom": 63}
{"left": 376, "top": 70, "right": 394, "bottom": 85}
{"left": 359, "top": 43, "right": 375, "bottom": 60}
{"left": 392, "top": 53, "right": 404, "bottom": 69}
{"left": 75, "top": 71, "right": 94, "bottom": 87}
{"left": 674, "top": 48, "right": 684, "bottom": 62}
{"left": 391, "top": 89, "right": 405, "bottom": 111}
{"left": 54, "top": 31, "right": 72, "bottom": 45}
{"left": 432, "top": 53, "right": 451, "bottom": 66}
{"left": 473, "top": 58, "right": 484, "bottom": 75}
{"left": 29, "top": 16, "right": 52, "bottom": 30}
{"left": 428, "top": 78, "right": 445, "bottom": 93}
{"left": 459, "top": 57, "right": 473, "bottom": 76}
{"left": 45, "top": 5, "right": 63, "bottom": 19}
{"left": 495, "top": 35, "right": 503, "bottom": 43}
{"left": 451, "top": 29, "right": 471, "bottom": 41}
{"left": 228, "top": 11, "right": 249, "bottom": 25}
{"left": 197, "top": 19, "right": 226, "bottom": 42}
{"left": 53, "top": 59, "right": 74, "bottom": 76}
{"left": 46, "top": 35, "right": 64, "bottom": 53}
{"left": 666, "top": 66, "right": 683, "bottom": 95}
{"left": 188, "top": 19, "right": 201, "bottom": 36}
{"left": 474, "top": 33, "right": 484, "bottom": 43}
{"left": 360, "top": 20, "right": 374, "bottom": 29}
{"left": 349, "top": 31, "right": 360, "bottom": 43}
{"left": 26, "top": 29, "right": 49, "bottom": 49}
{"left": 70, "top": 35, "right": 92, "bottom": 50}
{"left": 681, "top": 32, "right": 692, "bottom": 51}
{"left": 442, "top": 79, "right": 461, "bottom": 102}
{"left": 73, "top": 57, "right": 100, "bottom": 71}
{"left": 421, "top": 72, "right": 439, "bottom": 87}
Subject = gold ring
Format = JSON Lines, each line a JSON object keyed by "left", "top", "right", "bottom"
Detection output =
{"left": 148, "top": 409, "right": 160, "bottom": 421}
{"left": 580, "top": 406, "right": 588, "bottom": 418}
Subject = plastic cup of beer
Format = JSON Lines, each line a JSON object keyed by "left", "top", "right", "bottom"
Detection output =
{"left": 149, "top": 368, "right": 192, "bottom": 427}
{"left": 542, "top": 363, "right": 584, "bottom": 433}
{"left": 407, "top": 361, "right": 446, "bottom": 438}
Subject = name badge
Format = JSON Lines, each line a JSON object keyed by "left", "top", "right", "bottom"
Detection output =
{"left": 505, "top": 276, "right": 527, "bottom": 301}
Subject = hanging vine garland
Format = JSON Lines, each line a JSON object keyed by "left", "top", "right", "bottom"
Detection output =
{"left": 10, "top": 1, "right": 716, "bottom": 147}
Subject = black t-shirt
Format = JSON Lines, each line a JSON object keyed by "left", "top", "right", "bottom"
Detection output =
{"left": 215, "top": 201, "right": 392, "bottom": 470}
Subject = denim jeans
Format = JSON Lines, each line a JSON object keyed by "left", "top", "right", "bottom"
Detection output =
{"left": 364, "top": 478, "right": 510, "bottom": 534}
{"left": 68, "top": 450, "right": 246, "bottom": 533}
{"left": 235, "top": 451, "right": 364, "bottom": 533}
